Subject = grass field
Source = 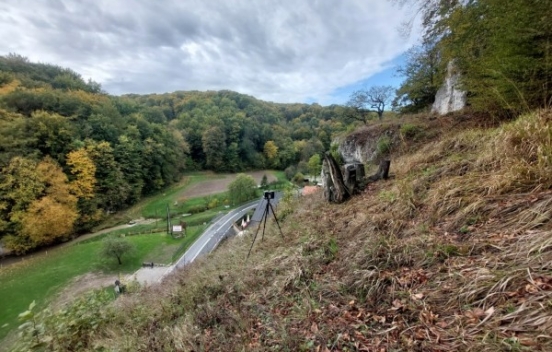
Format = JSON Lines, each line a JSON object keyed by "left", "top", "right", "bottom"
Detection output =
{"left": 0, "top": 225, "right": 205, "bottom": 341}
{"left": 98, "top": 170, "right": 279, "bottom": 230}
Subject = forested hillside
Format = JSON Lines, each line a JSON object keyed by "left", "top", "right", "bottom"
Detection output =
{"left": 0, "top": 54, "right": 344, "bottom": 254}
{"left": 394, "top": 0, "right": 552, "bottom": 115}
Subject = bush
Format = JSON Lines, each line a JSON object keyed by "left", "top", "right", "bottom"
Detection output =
{"left": 15, "top": 290, "right": 115, "bottom": 351}
{"left": 293, "top": 172, "right": 305, "bottom": 185}
{"left": 284, "top": 165, "right": 297, "bottom": 180}
{"left": 376, "top": 136, "right": 392, "bottom": 156}
{"left": 208, "top": 199, "right": 219, "bottom": 209}
{"left": 400, "top": 123, "right": 423, "bottom": 139}
{"left": 260, "top": 174, "right": 268, "bottom": 188}
{"left": 188, "top": 205, "right": 207, "bottom": 214}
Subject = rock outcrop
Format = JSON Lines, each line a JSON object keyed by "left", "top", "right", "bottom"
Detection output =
{"left": 432, "top": 61, "right": 467, "bottom": 115}
{"left": 337, "top": 125, "right": 399, "bottom": 164}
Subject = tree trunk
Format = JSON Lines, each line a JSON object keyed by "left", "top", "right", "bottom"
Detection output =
{"left": 323, "top": 153, "right": 391, "bottom": 203}
{"left": 322, "top": 153, "right": 350, "bottom": 203}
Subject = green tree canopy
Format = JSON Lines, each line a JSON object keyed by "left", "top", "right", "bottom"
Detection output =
{"left": 308, "top": 154, "right": 322, "bottom": 181}
{"left": 228, "top": 174, "right": 257, "bottom": 205}
{"left": 393, "top": 0, "right": 552, "bottom": 115}
{"left": 100, "top": 236, "right": 136, "bottom": 265}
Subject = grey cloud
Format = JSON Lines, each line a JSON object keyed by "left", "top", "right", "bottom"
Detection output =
{"left": 0, "top": 0, "right": 418, "bottom": 103}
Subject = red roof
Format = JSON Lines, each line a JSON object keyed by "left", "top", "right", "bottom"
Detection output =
{"left": 302, "top": 185, "right": 320, "bottom": 196}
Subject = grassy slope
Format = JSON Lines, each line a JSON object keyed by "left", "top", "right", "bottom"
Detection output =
{"left": 12, "top": 111, "right": 552, "bottom": 351}
{"left": 0, "top": 226, "right": 205, "bottom": 341}
{"left": 1, "top": 170, "right": 276, "bottom": 344}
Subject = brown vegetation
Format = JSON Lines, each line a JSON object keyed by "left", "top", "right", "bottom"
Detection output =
{"left": 13, "top": 110, "right": 552, "bottom": 351}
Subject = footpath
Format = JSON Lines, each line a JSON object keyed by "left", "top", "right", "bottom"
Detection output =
{"left": 127, "top": 266, "right": 169, "bottom": 286}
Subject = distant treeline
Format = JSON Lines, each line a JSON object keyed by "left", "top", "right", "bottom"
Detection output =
{"left": 0, "top": 54, "right": 346, "bottom": 253}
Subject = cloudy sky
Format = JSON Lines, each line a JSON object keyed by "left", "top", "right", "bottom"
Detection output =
{"left": 0, "top": 0, "right": 419, "bottom": 104}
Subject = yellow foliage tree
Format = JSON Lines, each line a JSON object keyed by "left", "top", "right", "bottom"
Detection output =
{"left": 264, "top": 140, "right": 278, "bottom": 161}
{"left": 4, "top": 157, "right": 79, "bottom": 253}
{"left": 66, "top": 148, "right": 96, "bottom": 199}
{"left": 21, "top": 196, "right": 77, "bottom": 246}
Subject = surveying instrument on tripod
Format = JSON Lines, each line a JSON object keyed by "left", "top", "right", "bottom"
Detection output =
{"left": 247, "top": 191, "right": 284, "bottom": 259}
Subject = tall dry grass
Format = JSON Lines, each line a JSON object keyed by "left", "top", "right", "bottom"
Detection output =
{"left": 11, "top": 110, "right": 552, "bottom": 351}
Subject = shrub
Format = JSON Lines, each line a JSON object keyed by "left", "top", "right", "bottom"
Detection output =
{"left": 188, "top": 205, "right": 207, "bottom": 214}
{"left": 400, "top": 123, "right": 423, "bottom": 139}
{"left": 284, "top": 165, "right": 297, "bottom": 180}
{"left": 208, "top": 199, "right": 219, "bottom": 209}
{"left": 293, "top": 172, "right": 305, "bottom": 185}
{"left": 376, "top": 136, "right": 392, "bottom": 156}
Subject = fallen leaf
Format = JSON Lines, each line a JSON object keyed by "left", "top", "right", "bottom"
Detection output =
{"left": 311, "top": 322, "right": 319, "bottom": 334}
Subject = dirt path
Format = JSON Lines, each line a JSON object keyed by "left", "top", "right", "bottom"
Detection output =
{"left": 48, "top": 272, "right": 116, "bottom": 311}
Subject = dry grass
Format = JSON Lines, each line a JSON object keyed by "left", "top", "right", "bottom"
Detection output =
{"left": 12, "top": 110, "right": 552, "bottom": 351}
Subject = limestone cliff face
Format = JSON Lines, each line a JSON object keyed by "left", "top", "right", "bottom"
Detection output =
{"left": 432, "top": 61, "right": 467, "bottom": 115}
{"left": 337, "top": 136, "right": 377, "bottom": 164}
{"left": 336, "top": 124, "right": 399, "bottom": 164}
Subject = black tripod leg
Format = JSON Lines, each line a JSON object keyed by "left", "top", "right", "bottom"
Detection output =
{"left": 268, "top": 202, "right": 284, "bottom": 238}
{"left": 247, "top": 201, "right": 269, "bottom": 259}
{"left": 247, "top": 206, "right": 265, "bottom": 259}
{"left": 260, "top": 202, "right": 269, "bottom": 242}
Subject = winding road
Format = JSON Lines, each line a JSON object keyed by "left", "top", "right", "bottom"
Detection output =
{"left": 174, "top": 199, "right": 259, "bottom": 268}
{"left": 133, "top": 194, "right": 283, "bottom": 284}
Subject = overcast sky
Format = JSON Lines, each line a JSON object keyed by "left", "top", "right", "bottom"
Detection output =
{"left": 0, "top": 0, "right": 419, "bottom": 105}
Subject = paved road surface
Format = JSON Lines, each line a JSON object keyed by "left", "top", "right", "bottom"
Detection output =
{"left": 134, "top": 201, "right": 258, "bottom": 284}
{"left": 174, "top": 200, "right": 259, "bottom": 268}
{"left": 137, "top": 194, "right": 282, "bottom": 284}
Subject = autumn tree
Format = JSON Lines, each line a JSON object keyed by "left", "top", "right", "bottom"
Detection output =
{"left": 21, "top": 157, "right": 77, "bottom": 248}
{"left": 0, "top": 157, "right": 44, "bottom": 252}
{"left": 66, "top": 148, "right": 96, "bottom": 199}
{"left": 263, "top": 140, "right": 279, "bottom": 168}
{"left": 1, "top": 157, "right": 78, "bottom": 253}
{"left": 228, "top": 173, "right": 257, "bottom": 204}
{"left": 85, "top": 140, "right": 130, "bottom": 211}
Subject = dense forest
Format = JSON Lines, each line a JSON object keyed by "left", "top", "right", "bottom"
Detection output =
{"left": 0, "top": 54, "right": 345, "bottom": 254}
{"left": 393, "top": 0, "right": 552, "bottom": 115}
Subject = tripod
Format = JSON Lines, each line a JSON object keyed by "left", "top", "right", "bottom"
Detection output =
{"left": 247, "top": 194, "right": 284, "bottom": 259}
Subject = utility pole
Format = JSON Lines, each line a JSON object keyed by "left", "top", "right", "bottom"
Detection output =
{"left": 166, "top": 203, "right": 171, "bottom": 235}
